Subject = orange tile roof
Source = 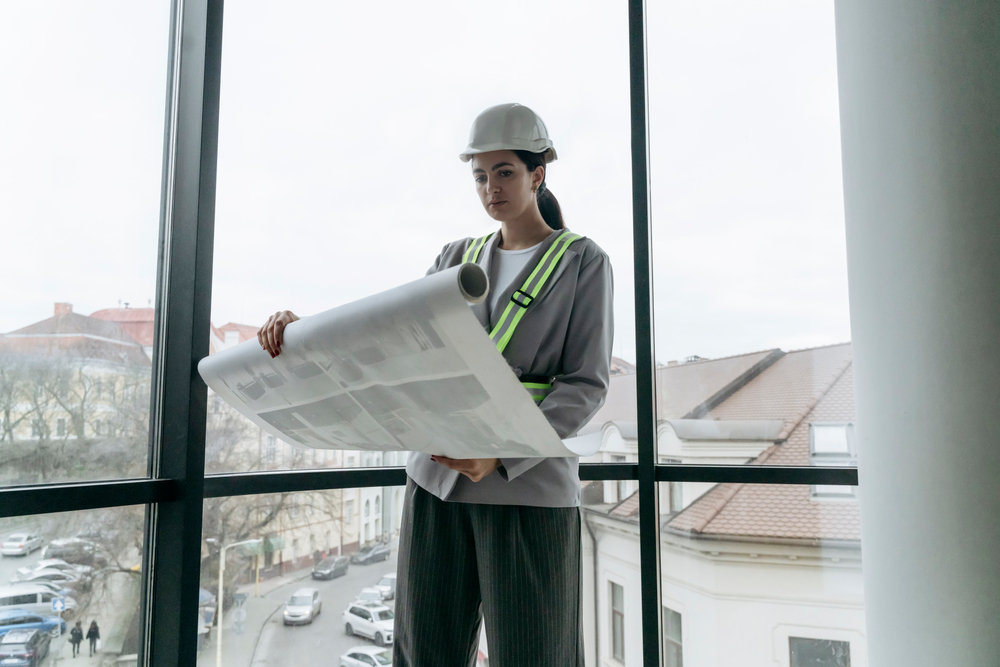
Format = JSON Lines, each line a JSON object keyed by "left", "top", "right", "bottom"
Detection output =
{"left": 586, "top": 349, "right": 781, "bottom": 430}
{"left": 1, "top": 311, "right": 150, "bottom": 366}
{"left": 597, "top": 344, "right": 861, "bottom": 543}
{"left": 664, "top": 347, "right": 858, "bottom": 541}
{"left": 90, "top": 307, "right": 156, "bottom": 347}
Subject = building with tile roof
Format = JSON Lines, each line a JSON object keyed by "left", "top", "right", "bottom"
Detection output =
{"left": 580, "top": 343, "right": 866, "bottom": 667}
{"left": 90, "top": 306, "right": 156, "bottom": 356}
{"left": 0, "top": 304, "right": 154, "bottom": 482}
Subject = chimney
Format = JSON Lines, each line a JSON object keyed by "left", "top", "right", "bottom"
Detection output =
{"left": 54, "top": 303, "right": 73, "bottom": 317}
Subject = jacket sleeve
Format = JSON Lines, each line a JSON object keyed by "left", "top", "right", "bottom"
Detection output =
{"left": 499, "top": 248, "right": 614, "bottom": 481}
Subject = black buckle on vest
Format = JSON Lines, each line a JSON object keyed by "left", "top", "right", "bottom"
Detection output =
{"left": 511, "top": 289, "right": 534, "bottom": 308}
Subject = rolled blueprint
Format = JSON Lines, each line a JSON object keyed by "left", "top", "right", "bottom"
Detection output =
{"left": 198, "top": 263, "right": 600, "bottom": 458}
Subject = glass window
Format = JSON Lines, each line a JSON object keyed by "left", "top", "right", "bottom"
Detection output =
{"left": 647, "top": 0, "right": 853, "bottom": 467}
{"left": 812, "top": 425, "right": 851, "bottom": 455}
{"left": 610, "top": 581, "right": 625, "bottom": 661}
{"left": 663, "top": 605, "right": 683, "bottom": 667}
{"left": 200, "top": 489, "right": 401, "bottom": 664}
{"left": 0, "top": 2, "right": 170, "bottom": 487}
{"left": 204, "top": 0, "right": 635, "bottom": 475}
{"left": 656, "top": 482, "right": 866, "bottom": 664}
{"left": 789, "top": 637, "right": 851, "bottom": 667}
{"left": 0, "top": 506, "right": 144, "bottom": 658}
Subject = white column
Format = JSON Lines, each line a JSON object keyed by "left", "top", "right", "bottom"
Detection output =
{"left": 835, "top": 2, "right": 1000, "bottom": 665}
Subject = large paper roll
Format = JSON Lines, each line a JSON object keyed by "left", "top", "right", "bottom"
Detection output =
{"left": 198, "top": 264, "right": 599, "bottom": 458}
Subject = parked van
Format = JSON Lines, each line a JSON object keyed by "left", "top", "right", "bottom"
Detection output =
{"left": 0, "top": 586, "right": 77, "bottom": 617}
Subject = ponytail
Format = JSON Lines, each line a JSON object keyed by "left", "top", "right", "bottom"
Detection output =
{"left": 512, "top": 149, "right": 565, "bottom": 230}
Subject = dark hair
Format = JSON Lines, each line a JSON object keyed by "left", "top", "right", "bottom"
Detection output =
{"left": 512, "top": 149, "right": 564, "bottom": 230}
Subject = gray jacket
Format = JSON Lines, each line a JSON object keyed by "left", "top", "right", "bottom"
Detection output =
{"left": 405, "top": 229, "right": 614, "bottom": 507}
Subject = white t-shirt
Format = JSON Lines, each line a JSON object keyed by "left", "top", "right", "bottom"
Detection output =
{"left": 487, "top": 242, "right": 542, "bottom": 314}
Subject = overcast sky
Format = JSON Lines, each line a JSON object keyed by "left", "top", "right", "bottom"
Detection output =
{"left": 1, "top": 0, "right": 850, "bottom": 366}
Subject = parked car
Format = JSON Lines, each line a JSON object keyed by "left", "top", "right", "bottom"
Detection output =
{"left": 312, "top": 556, "right": 349, "bottom": 580}
{"left": 10, "top": 569, "right": 83, "bottom": 591}
{"left": 0, "top": 628, "right": 51, "bottom": 667}
{"left": 355, "top": 587, "right": 382, "bottom": 605}
{"left": 0, "top": 610, "right": 65, "bottom": 640}
{"left": 0, "top": 586, "right": 78, "bottom": 617}
{"left": 339, "top": 645, "right": 393, "bottom": 666}
{"left": 343, "top": 602, "right": 394, "bottom": 647}
{"left": 7, "top": 582, "right": 73, "bottom": 599}
{"left": 350, "top": 543, "right": 390, "bottom": 565}
{"left": 282, "top": 588, "right": 322, "bottom": 626}
{"left": 16, "top": 559, "right": 92, "bottom": 579}
{"left": 373, "top": 573, "right": 396, "bottom": 601}
{"left": 41, "top": 538, "right": 106, "bottom": 568}
{"left": 0, "top": 535, "right": 43, "bottom": 558}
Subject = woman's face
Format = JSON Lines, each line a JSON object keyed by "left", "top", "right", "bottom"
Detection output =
{"left": 471, "top": 150, "right": 544, "bottom": 222}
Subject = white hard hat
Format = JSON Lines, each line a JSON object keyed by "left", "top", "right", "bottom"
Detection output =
{"left": 459, "top": 103, "right": 557, "bottom": 163}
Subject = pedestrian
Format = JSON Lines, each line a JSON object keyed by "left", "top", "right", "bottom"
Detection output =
{"left": 69, "top": 621, "right": 84, "bottom": 658}
{"left": 86, "top": 620, "right": 101, "bottom": 656}
{"left": 259, "top": 103, "right": 612, "bottom": 666}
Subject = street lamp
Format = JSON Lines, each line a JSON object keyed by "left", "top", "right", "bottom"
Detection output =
{"left": 216, "top": 538, "right": 262, "bottom": 667}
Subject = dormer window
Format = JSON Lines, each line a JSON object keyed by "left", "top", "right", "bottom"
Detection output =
{"left": 810, "top": 423, "right": 856, "bottom": 499}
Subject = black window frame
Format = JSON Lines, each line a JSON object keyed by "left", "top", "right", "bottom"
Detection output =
{"left": 0, "top": 1, "right": 859, "bottom": 665}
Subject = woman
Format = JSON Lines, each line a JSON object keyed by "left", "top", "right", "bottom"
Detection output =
{"left": 69, "top": 620, "right": 83, "bottom": 658}
{"left": 86, "top": 620, "right": 100, "bottom": 656}
{"left": 258, "top": 103, "right": 613, "bottom": 666}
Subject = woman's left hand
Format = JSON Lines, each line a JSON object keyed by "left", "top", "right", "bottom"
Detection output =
{"left": 430, "top": 456, "right": 500, "bottom": 482}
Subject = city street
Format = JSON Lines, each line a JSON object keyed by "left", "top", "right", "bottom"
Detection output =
{"left": 199, "top": 545, "right": 399, "bottom": 667}
{"left": 0, "top": 524, "right": 139, "bottom": 667}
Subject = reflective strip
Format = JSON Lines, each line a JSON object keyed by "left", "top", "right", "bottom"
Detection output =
{"left": 521, "top": 380, "right": 552, "bottom": 402}
{"left": 462, "top": 233, "right": 493, "bottom": 264}
{"left": 490, "top": 231, "right": 582, "bottom": 353}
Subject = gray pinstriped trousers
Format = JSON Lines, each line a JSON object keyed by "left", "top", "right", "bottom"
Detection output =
{"left": 393, "top": 478, "right": 584, "bottom": 667}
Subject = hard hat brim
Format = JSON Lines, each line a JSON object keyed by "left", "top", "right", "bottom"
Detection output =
{"left": 459, "top": 145, "right": 558, "bottom": 163}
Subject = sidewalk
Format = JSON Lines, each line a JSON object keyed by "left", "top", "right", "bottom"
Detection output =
{"left": 196, "top": 566, "right": 315, "bottom": 667}
{"left": 49, "top": 575, "right": 139, "bottom": 667}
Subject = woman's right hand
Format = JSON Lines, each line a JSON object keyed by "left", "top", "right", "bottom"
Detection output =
{"left": 258, "top": 310, "right": 300, "bottom": 358}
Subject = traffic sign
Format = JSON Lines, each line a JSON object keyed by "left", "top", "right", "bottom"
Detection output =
{"left": 51, "top": 598, "right": 66, "bottom": 613}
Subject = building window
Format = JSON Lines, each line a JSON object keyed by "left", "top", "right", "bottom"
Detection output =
{"left": 612, "top": 455, "right": 627, "bottom": 501}
{"left": 364, "top": 500, "right": 370, "bottom": 518}
{"left": 810, "top": 424, "right": 857, "bottom": 498}
{"left": 56, "top": 418, "right": 66, "bottom": 437}
{"left": 610, "top": 581, "right": 625, "bottom": 662}
{"left": 810, "top": 424, "right": 854, "bottom": 461}
{"left": 374, "top": 496, "right": 380, "bottom": 515}
{"left": 31, "top": 420, "right": 44, "bottom": 438}
{"left": 265, "top": 435, "right": 276, "bottom": 463}
{"left": 789, "top": 637, "right": 851, "bottom": 667}
{"left": 669, "top": 482, "right": 684, "bottom": 513}
{"left": 663, "top": 606, "right": 683, "bottom": 667}
{"left": 94, "top": 420, "right": 102, "bottom": 436}
{"left": 345, "top": 500, "right": 354, "bottom": 522}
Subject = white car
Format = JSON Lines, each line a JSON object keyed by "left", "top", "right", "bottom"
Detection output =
{"left": 343, "top": 602, "right": 394, "bottom": 647}
{"left": 11, "top": 569, "right": 82, "bottom": 588}
{"left": 0, "top": 534, "right": 44, "bottom": 557}
{"left": 8, "top": 581, "right": 72, "bottom": 597}
{"left": 373, "top": 573, "right": 396, "bottom": 601}
{"left": 355, "top": 587, "right": 382, "bottom": 604}
{"left": 339, "top": 645, "right": 392, "bottom": 666}
{"left": 283, "top": 588, "right": 321, "bottom": 626}
{"left": 19, "top": 559, "right": 92, "bottom": 578}
{"left": 0, "top": 585, "right": 78, "bottom": 616}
